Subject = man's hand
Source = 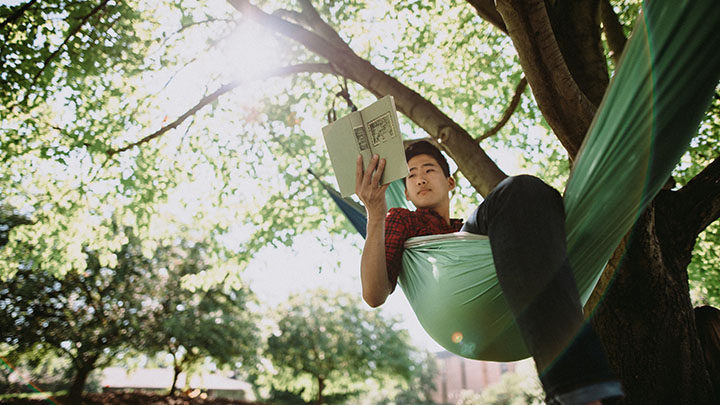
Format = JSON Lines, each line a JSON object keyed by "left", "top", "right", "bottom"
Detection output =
{"left": 356, "top": 154, "right": 392, "bottom": 307}
{"left": 355, "top": 154, "right": 390, "bottom": 217}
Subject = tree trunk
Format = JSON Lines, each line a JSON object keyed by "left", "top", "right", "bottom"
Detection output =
{"left": 67, "top": 363, "right": 94, "bottom": 403}
{"left": 317, "top": 376, "right": 324, "bottom": 405}
{"left": 169, "top": 365, "right": 181, "bottom": 396}
{"left": 169, "top": 352, "right": 181, "bottom": 396}
{"left": 591, "top": 205, "right": 715, "bottom": 404}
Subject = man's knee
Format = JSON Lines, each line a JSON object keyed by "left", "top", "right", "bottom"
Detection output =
{"left": 493, "top": 175, "right": 560, "bottom": 201}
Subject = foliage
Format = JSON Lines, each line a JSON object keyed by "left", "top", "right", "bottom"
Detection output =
{"left": 0, "top": 0, "right": 566, "bottom": 285}
{"left": 0, "top": 218, "right": 166, "bottom": 397}
{"left": 680, "top": 97, "right": 720, "bottom": 306}
{"left": 0, "top": 206, "right": 260, "bottom": 398}
{"left": 0, "top": 343, "right": 70, "bottom": 395}
{"left": 377, "top": 350, "right": 438, "bottom": 405}
{"left": 263, "top": 289, "right": 414, "bottom": 404}
{"left": 147, "top": 242, "right": 262, "bottom": 394}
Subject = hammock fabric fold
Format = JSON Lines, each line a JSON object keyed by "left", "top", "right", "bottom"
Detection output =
{"left": 326, "top": 0, "right": 720, "bottom": 361}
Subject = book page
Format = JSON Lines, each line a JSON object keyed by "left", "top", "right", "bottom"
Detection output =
{"left": 360, "top": 96, "right": 408, "bottom": 185}
{"left": 322, "top": 96, "right": 408, "bottom": 197}
{"left": 322, "top": 111, "right": 369, "bottom": 197}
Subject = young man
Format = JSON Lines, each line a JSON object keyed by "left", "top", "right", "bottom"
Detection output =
{"left": 355, "top": 141, "right": 623, "bottom": 405}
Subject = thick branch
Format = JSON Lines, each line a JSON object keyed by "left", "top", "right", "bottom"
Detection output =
{"left": 228, "top": 0, "right": 352, "bottom": 60}
{"left": 496, "top": 0, "right": 597, "bottom": 158}
{"left": 465, "top": 0, "right": 508, "bottom": 33}
{"left": 476, "top": 76, "right": 527, "bottom": 142}
{"left": 659, "top": 156, "right": 720, "bottom": 239}
{"left": 545, "top": 0, "right": 608, "bottom": 107}
{"left": 106, "top": 64, "right": 334, "bottom": 157}
{"left": 272, "top": 9, "right": 309, "bottom": 27}
{"left": 296, "top": 0, "right": 351, "bottom": 50}
{"left": 600, "top": 0, "right": 627, "bottom": 66}
{"left": 228, "top": 0, "right": 507, "bottom": 195}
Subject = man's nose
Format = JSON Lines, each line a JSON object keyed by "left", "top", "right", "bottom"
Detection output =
{"left": 416, "top": 176, "right": 427, "bottom": 185}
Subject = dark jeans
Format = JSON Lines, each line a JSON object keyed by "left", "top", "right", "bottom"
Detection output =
{"left": 461, "top": 175, "right": 623, "bottom": 404}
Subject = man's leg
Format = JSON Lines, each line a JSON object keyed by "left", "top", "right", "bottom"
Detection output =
{"left": 461, "top": 175, "right": 622, "bottom": 404}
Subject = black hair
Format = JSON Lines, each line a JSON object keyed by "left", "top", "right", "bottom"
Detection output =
{"left": 404, "top": 140, "right": 451, "bottom": 178}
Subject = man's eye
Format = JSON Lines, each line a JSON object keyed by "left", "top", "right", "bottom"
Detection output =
{"left": 408, "top": 174, "right": 415, "bottom": 178}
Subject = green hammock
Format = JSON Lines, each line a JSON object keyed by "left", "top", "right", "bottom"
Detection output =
{"left": 381, "top": 0, "right": 720, "bottom": 361}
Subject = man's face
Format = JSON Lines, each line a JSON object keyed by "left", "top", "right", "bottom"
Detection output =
{"left": 405, "top": 154, "right": 455, "bottom": 209}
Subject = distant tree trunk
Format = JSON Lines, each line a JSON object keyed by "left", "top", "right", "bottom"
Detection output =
{"left": 169, "top": 352, "right": 181, "bottom": 396}
{"left": 67, "top": 355, "right": 98, "bottom": 403}
{"left": 317, "top": 376, "right": 324, "bottom": 405}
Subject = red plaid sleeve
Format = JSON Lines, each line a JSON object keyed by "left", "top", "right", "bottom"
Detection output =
{"left": 385, "top": 208, "right": 412, "bottom": 293}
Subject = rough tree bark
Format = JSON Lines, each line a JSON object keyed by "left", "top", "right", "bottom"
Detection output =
{"left": 495, "top": 0, "right": 596, "bottom": 157}
{"left": 493, "top": 1, "right": 719, "bottom": 402}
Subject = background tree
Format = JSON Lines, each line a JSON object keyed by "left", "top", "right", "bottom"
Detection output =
{"left": 148, "top": 242, "right": 262, "bottom": 396}
{"left": 1, "top": 0, "right": 719, "bottom": 403}
{"left": 1, "top": 209, "right": 260, "bottom": 401}
{"left": 265, "top": 289, "right": 415, "bottom": 405}
{"left": 383, "top": 350, "right": 438, "bottom": 405}
{"left": 456, "top": 371, "right": 544, "bottom": 405}
{"left": 0, "top": 226, "right": 161, "bottom": 401}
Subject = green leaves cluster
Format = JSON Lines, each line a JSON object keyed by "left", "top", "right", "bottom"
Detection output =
{"left": 0, "top": 209, "right": 261, "bottom": 397}
{"left": 264, "top": 289, "right": 414, "bottom": 403}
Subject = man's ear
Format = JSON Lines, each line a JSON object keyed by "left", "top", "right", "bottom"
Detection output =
{"left": 447, "top": 176, "right": 456, "bottom": 191}
{"left": 404, "top": 186, "right": 411, "bottom": 200}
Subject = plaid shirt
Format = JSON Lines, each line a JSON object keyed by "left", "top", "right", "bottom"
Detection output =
{"left": 385, "top": 207, "right": 463, "bottom": 292}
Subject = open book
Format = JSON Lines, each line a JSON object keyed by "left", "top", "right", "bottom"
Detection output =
{"left": 322, "top": 95, "right": 408, "bottom": 197}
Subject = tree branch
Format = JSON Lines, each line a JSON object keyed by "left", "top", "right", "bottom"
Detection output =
{"left": 476, "top": 76, "right": 527, "bottom": 142}
{"left": 660, "top": 155, "right": 720, "bottom": 239}
{"left": 272, "top": 9, "right": 308, "bottom": 27}
{"left": 106, "top": 63, "right": 334, "bottom": 157}
{"left": 464, "top": 0, "right": 508, "bottom": 33}
{"left": 296, "top": 0, "right": 353, "bottom": 49}
{"left": 545, "top": 0, "right": 608, "bottom": 107}
{"left": 228, "top": 0, "right": 508, "bottom": 196}
{"left": 495, "top": 0, "right": 596, "bottom": 159}
{"left": 600, "top": 0, "right": 627, "bottom": 66}
{"left": 28, "top": 0, "right": 111, "bottom": 91}
{"left": 0, "top": 0, "right": 39, "bottom": 31}
{"left": 227, "top": 0, "right": 352, "bottom": 61}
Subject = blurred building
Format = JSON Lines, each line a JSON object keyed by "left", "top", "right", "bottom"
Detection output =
{"left": 100, "top": 367, "right": 255, "bottom": 400}
{"left": 431, "top": 351, "right": 524, "bottom": 404}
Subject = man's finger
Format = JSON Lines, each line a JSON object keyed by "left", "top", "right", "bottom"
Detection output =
{"left": 363, "top": 155, "right": 378, "bottom": 185}
{"left": 355, "top": 155, "right": 363, "bottom": 185}
{"left": 373, "top": 158, "right": 386, "bottom": 187}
